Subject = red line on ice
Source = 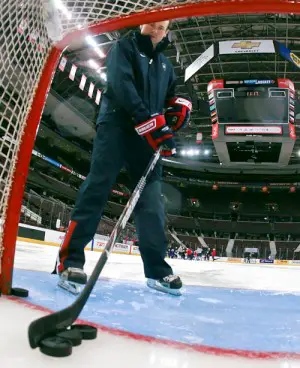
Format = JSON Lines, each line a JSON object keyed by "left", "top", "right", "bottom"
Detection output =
{"left": 5, "top": 295, "right": 300, "bottom": 360}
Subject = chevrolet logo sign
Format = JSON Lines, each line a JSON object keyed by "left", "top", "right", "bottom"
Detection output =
{"left": 232, "top": 41, "right": 261, "bottom": 49}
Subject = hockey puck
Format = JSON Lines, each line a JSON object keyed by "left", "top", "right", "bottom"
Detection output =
{"left": 71, "top": 324, "right": 97, "bottom": 340}
{"left": 57, "top": 328, "right": 82, "bottom": 346}
{"left": 39, "top": 336, "right": 72, "bottom": 357}
{"left": 10, "top": 287, "right": 29, "bottom": 298}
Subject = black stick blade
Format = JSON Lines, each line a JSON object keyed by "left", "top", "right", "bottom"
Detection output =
{"left": 28, "top": 303, "right": 79, "bottom": 348}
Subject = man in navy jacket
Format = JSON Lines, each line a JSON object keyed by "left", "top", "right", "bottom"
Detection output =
{"left": 55, "top": 21, "right": 192, "bottom": 295}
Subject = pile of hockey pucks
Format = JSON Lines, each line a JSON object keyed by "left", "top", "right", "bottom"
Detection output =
{"left": 39, "top": 324, "right": 97, "bottom": 357}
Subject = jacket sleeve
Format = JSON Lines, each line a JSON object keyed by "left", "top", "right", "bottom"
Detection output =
{"left": 165, "top": 67, "right": 177, "bottom": 104}
{"left": 106, "top": 39, "right": 150, "bottom": 123}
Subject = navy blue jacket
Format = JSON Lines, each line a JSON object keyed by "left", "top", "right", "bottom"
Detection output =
{"left": 97, "top": 32, "right": 176, "bottom": 127}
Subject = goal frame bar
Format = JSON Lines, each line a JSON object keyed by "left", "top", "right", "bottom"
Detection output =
{"left": 1, "top": 0, "right": 299, "bottom": 294}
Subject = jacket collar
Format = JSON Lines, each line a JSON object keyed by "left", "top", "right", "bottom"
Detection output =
{"left": 133, "top": 32, "right": 170, "bottom": 58}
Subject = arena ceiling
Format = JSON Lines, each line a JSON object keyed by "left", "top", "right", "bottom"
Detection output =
{"left": 46, "top": 12, "right": 300, "bottom": 176}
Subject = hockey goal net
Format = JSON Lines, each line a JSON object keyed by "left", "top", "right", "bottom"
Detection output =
{"left": 0, "top": 0, "right": 298, "bottom": 294}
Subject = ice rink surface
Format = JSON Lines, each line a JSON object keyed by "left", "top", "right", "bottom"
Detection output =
{"left": 1, "top": 240, "right": 300, "bottom": 367}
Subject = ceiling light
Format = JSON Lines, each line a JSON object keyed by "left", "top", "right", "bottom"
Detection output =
{"left": 86, "top": 35, "right": 98, "bottom": 47}
{"left": 94, "top": 48, "right": 105, "bottom": 59}
{"left": 204, "top": 149, "right": 210, "bottom": 156}
{"left": 100, "top": 72, "right": 107, "bottom": 81}
{"left": 53, "top": 0, "right": 72, "bottom": 19}
{"left": 86, "top": 35, "right": 105, "bottom": 58}
{"left": 88, "top": 59, "right": 100, "bottom": 69}
{"left": 181, "top": 148, "right": 202, "bottom": 157}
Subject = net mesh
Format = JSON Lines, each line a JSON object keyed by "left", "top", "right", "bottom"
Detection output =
{"left": 0, "top": 0, "right": 201, "bottom": 275}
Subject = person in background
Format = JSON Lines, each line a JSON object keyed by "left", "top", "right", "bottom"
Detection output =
{"left": 177, "top": 244, "right": 187, "bottom": 259}
{"left": 205, "top": 247, "right": 211, "bottom": 261}
{"left": 186, "top": 247, "right": 193, "bottom": 260}
{"left": 196, "top": 247, "right": 202, "bottom": 260}
{"left": 169, "top": 248, "right": 175, "bottom": 258}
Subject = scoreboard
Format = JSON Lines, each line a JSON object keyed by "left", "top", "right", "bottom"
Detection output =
{"left": 207, "top": 79, "right": 296, "bottom": 165}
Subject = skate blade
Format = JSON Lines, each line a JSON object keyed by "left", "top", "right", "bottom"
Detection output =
{"left": 58, "top": 279, "right": 83, "bottom": 295}
{"left": 147, "top": 279, "right": 182, "bottom": 296}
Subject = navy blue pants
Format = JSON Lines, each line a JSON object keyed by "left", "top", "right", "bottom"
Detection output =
{"left": 58, "top": 121, "right": 173, "bottom": 279}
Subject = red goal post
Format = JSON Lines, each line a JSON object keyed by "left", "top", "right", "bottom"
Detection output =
{"left": 0, "top": 0, "right": 299, "bottom": 295}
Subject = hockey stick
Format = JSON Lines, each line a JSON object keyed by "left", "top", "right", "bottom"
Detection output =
{"left": 28, "top": 148, "right": 162, "bottom": 349}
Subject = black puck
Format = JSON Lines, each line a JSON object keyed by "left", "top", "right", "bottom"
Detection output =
{"left": 57, "top": 328, "right": 82, "bottom": 346}
{"left": 71, "top": 324, "right": 97, "bottom": 340}
{"left": 39, "top": 336, "right": 72, "bottom": 357}
{"left": 11, "top": 287, "right": 29, "bottom": 298}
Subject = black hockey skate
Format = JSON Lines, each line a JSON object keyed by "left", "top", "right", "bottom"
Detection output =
{"left": 147, "top": 275, "right": 182, "bottom": 296}
{"left": 58, "top": 267, "right": 87, "bottom": 295}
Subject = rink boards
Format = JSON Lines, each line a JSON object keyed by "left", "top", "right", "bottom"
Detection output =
{"left": 17, "top": 234, "right": 300, "bottom": 266}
